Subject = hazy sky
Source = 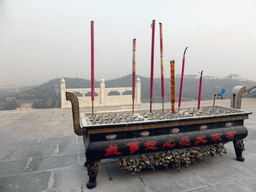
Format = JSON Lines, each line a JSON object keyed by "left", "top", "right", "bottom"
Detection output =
{"left": 1, "top": 0, "right": 256, "bottom": 85}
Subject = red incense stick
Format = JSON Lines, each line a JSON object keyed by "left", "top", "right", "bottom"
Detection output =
{"left": 150, "top": 20, "right": 155, "bottom": 113}
{"left": 91, "top": 21, "right": 95, "bottom": 116}
{"left": 132, "top": 38, "right": 136, "bottom": 115}
{"left": 170, "top": 60, "right": 175, "bottom": 114}
{"left": 159, "top": 22, "right": 164, "bottom": 111}
{"left": 198, "top": 70, "right": 203, "bottom": 110}
{"left": 178, "top": 47, "right": 188, "bottom": 111}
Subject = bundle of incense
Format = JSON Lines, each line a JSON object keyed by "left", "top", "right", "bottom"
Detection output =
{"left": 91, "top": 21, "right": 95, "bottom": 116}
{"left": 132, "top": 39, "right": 136, "bottom": 115}
{"left": 150, "top": 20, "right": 156, "bottom": 113}
{"left": 170, "top": 60, "right": 175, "bottom": 114}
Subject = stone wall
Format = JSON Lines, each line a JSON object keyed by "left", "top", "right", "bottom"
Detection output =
{"left": 60, "top": 78, "right": 141, "bottom": 109}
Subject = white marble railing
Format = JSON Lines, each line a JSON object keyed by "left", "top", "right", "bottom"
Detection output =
{"left": 61, "top": 77, "right": 141, "bottom": 109}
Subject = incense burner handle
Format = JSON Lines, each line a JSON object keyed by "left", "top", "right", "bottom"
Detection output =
{"left": 230, "top": 86, "right": 246, "bottom": 109}
{"left": 66, "top": 92, "right": 84, "bottom": 136}
{"left": 230, "top": 86, "right": 246, "bottom": 161}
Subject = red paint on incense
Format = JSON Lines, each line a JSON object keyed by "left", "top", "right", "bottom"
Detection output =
{"left": 150, "top": 20, "right": 155, "bottom": 113}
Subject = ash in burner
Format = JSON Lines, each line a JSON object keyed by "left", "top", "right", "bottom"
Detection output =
{"left": 88, "top": 112, "right": 145, "bottom": 125}
{"left": 87, "top": 106, "right": 236, "bottom": 125}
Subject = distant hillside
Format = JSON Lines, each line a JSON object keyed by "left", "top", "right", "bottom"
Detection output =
{"left": 104, "top": 74, "right": 256, "bottom": 103}
{"left": 0, "top": 86, "right": 34, "bottom": 99}
{"left": 1, "top": 75, "right": 256, "bottom": 110}
{"left": 141, "top": 76, "right": 256, "bottom": 103}
{"left": 38, "top": 78, "right": 95, "bottom": 89}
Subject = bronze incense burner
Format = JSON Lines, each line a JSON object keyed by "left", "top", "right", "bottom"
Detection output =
{"left": 66, "top": 86, "right": 250, "bottom": 189}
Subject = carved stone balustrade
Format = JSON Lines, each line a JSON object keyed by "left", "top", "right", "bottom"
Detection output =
{"left": 60, "top": 77, "right": 141, "bottom": 109}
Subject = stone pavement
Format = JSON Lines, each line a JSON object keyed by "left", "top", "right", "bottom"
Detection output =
{"left": 0, "top": 98, "right": 255, "bottom": 192}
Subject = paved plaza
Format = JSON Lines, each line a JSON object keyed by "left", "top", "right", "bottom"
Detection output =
{"left": 0, "top": 98, "right": 256, "bottom": 192}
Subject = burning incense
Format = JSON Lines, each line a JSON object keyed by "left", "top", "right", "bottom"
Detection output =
{"left": 170, "top": 60, "right": 175, "bottom": 114}
{"left": 178, "top": 47, "right": 188, "bottom": 112}
{"left": 213, "top": 94, "right": 216, "bottom": 108}
{"left": 198, "top": 70, "right": 203, "bottom": 110}
{"left": 159, "top": 22, "right": 164, "bottom": 111}
{"left": 91, "top": 21, "right": 95, "bottom": 116}
{"left": 132, "top": 38, "right": 136, "bottom": 115}
{"left": 150, "top": 20, "right": 156, "bottom": 113}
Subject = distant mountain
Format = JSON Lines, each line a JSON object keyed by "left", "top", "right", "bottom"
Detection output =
{"left": 38, "top": 78, "right": 94, "bottom": 89}
{"left": 1, "top": 75, "right": 256, "bottom": 110}
{"left": 0, "top": 86, "right": 35, "bottom": 99}
{"left": 105, "top": 74, "right": 256, "bottom": 103}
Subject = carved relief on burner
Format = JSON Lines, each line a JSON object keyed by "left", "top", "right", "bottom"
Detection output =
{"left": 106, "top": 134, "right": 116, "bottom": 140}
{"left": 225, "top": 122, "right": 232, "bottom": 127}
{"left": 200, "top": 125, "right": 207, "bottom": 131}
{"left": 140, "top": 131, "right": 150, "bottom": 137}
{"left": 172, "top": 128, "right": 180, "bottom": 134}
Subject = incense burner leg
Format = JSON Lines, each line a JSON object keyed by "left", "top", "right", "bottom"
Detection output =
{"left": 233, "top": 140, "right": 245, "bottom": 161}
{"left": 84, "top": 159, "right": 101, "bottom": 189}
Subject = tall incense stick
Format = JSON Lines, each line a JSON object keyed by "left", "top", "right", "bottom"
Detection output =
{"left": 132, "top": 38, "right": 136, "bottom": 115}
{"left": 170, "top": 60, "right": 175, "bottom": 114}
{"left": 159, "top": 22, "right": 164, "bottom": 111}
{"left": 91, "top": 21, "right": 95, "bottom": 116}
{"left": 150, "top": 20, "right": 155, "bottom": 113}
{"left": 178, "top": 47, "right": 188, "bottom": 112}
{"left": 198, "top": 70, "right": 203, "bottom": 110}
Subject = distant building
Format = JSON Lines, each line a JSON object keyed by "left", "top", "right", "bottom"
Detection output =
{"left": 204, "top": 76, "right": 216, "bottom": 80}
{"left": 186, "top": 75, "right": 199, "bottom": 79}
{"left": 4, "top": 97, "right": 18, "bottom": 110}
{"left": 224, "top": 74, "right": 239, "bottom": 80}
{"left": 0, "top": 100, "right": 5, "bottom": 110}
{"left": 5, "top": 97, "right": 17, "bottom": 102}
{"left": 176, "top": 74, "right": 199, "bottom": 79}
{"left": 176, "top": 74, "right": 217, "bottom": 79}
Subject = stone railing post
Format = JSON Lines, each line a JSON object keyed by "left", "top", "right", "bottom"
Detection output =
{"left": 100, "top": 78, "right": 106, "bottom": 105}
{"left": 136, "top": 77, "right": 141, "bottom": 104}
{"left": 60, "top": 77, "right": 66, "bottom": 109}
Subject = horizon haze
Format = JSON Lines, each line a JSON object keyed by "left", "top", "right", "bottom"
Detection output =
{"left": 0, "top": 0, "right": 256, "bottom": 86}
